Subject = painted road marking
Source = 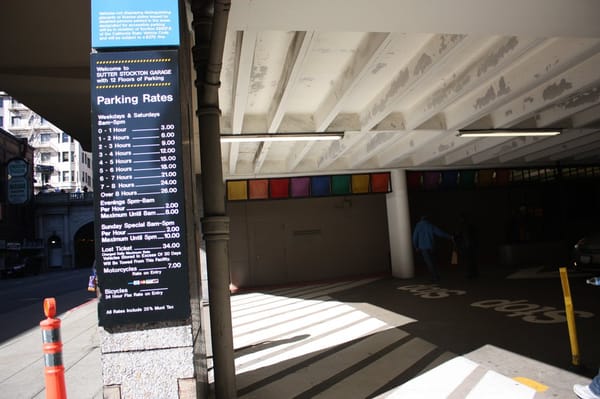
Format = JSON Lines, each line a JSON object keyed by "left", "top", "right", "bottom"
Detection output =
{"left": 381, "top": 357, "right": 536, "bottom": 399}
{"left": 513, "top": 376, "right": 549, "bottom": 392}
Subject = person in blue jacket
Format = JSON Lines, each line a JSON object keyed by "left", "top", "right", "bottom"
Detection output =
{"left": 412, "top": 215, "right": 453, "bottom": 281}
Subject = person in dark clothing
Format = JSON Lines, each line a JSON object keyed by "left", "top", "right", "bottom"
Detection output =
{"left": 413, "top": 216, "right": 453, "bottom": 281}
{"left": 454, "top": 214, "right": 478, "bottom": 279}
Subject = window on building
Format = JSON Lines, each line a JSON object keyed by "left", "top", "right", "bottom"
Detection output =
{"left": 41, "top": 152, "right": 52, "bottom": 162}
{"left": 40, "top": 133, "right": 51, "bottom": 143}
{"left": 62, "top": 152, "right": 69, "bottom": 162}
{"left": 11, "top": 116, "right": 21, "bottom": 126}
{"left": 71, "top": 151, "right": 75, "bottom": 162}
{"left": 0, "top": 116, "right": 3, "bottom": 125}
{"left": 62, "top": 171, "right": 70, "bottom": 182}
{"left": 62, "top": 133, "right": 70, "bottom": 143}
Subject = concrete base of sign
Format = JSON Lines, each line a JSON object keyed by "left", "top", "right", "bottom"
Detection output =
{"left": 100, "top": 324, "right": 197, "bottom": 399}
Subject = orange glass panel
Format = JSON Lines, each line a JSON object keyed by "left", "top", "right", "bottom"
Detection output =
{"left": 248, "top": 179, "right": 269, "bottom": 199}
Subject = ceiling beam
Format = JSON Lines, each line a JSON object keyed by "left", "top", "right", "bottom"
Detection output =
{"left": 444, "top": 136, "right": 521, "bottom": 165}
{"left": 358, "top": 36, "right": 543, "bottom": 168}
{"left": 464, "top": 58, "right": 600, "bottom": 163}
{"left": 360, "top": 33, "right": 470, "bottom": 132}
{"left": 472, "top": 136, "right": 541, "bottom": 164}
{"left": 229, "top": 31, "right": 257, "bottom": 175}
{"left": 406, "top": 40, "right": 600, "bottom": 166}
{"left": 524, "top": 130, "right": 600, "bottom": 162}
{"left": 253, "top": 31, "right": 317, "bottom": 174}
{"left": 323, "top": 34, "right": 486, "bottom": 169}
{"left": 375, "top": 130, "right": 443, "bottom": 167}
{"left": 535, "top": 84, "right": 600, "bottom": 128}
{"left": 443, "top": 39, "right": 600, "bottom": 131}
{"left": 477, "top": 129, "right": 595, "bottom": 164}
{"left": 456, "top": 84, "right": 600, "bottom": 166}
{"left": 316, "top": 131, "right": 363, "bottom": 170}
{"left": 316, "top": 32, "right": 394, "bottom": 132}
{"left": 550, "top": 133, "right": 600, "bottom": 161}
{"left": 286, "top": 33, "right": 393, "bottom": 171}
{"left": 285, "top": 141, "right": 314, "bottom": 171}
{"left": 489, "top": 54, "right": 600, "bottom": 129}
{"left": 572, "top": 103, "right": 600, "bottom": 128}
{"left": 572, "top": 141, "right": 600, "bottom": 161}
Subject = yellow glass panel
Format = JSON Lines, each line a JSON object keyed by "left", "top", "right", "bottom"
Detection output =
{"left": 352, "top": 174, "right": 370, "bottom": 193}
{"left": 227, "top": 180, "right": 248, "bottom": 200}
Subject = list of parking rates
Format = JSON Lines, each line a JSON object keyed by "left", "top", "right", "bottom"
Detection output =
{"left": 91, "top": 50, "right": 190, "bottom": 326}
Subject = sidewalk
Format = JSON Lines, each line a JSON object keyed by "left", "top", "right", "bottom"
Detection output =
{"left": 0, "top": 277, "right": 592, "bottom": 398}
{"left": 0, "top": 298, "right": 102, "bottom": 399}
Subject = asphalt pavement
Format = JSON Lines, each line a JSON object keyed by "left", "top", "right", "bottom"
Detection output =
{"left": 0, "top": 264, "right": 597, "bottom": 398}
{"left": 327, "top": 264, "right": 600, "bottom": 377}
{"left": 0, "top": 268, "right": 95, "bottom": 343}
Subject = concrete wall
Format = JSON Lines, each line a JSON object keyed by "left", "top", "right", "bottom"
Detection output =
{"left": 34, "top": 193, "right": 94, "bottom": 269}
{"left": 227, "top": 176, "right": 600, "bottom": 287}
{"left": 228, "top": 194, "right": 391, "bottom": 288}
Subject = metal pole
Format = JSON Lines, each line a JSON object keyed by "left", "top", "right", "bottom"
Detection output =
{"left": 559, "top": 267, "right": 580, "bottom": 366}
{"left": 190, "top": 1, "right": 236, "bottom": 397}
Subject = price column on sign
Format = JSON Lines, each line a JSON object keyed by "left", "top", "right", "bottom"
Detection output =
{"left": 91, "top": 49, "right": 190, "bottom": 326}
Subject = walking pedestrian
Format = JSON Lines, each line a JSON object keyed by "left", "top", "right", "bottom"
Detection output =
{"left": 412, "top": 215, "right": 453, "bottom": 281}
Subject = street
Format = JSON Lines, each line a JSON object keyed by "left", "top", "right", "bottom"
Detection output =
{"left": 0, "top": 269, "right": 96, "bottom": 343}
{"left": 0, "top": 264, "right": 597, "bottom": 397}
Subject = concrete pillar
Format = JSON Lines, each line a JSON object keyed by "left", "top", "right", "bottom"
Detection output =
{"left": 386, "top": 169, "right": 414, "bottom": 278}
{"left": 95, "top": 5, "right": 207, "bottom": 399}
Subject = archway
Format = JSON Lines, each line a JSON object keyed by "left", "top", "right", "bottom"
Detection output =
{"left": 73, "top": 222, "right": 94, "bottom": 269}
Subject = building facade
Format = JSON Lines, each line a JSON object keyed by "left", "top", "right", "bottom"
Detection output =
{"left": 0, "top": 92, "right": 93, "bottom": 194}
{"left": 0, "top": 127, "right": 38, "bottom": 276}
{"left": 1, "top": 93, "right": 94, "bottom": 273}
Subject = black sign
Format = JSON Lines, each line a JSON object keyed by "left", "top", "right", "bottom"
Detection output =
{"left": 91, "top": 49, "right": 190, "bottom": 326}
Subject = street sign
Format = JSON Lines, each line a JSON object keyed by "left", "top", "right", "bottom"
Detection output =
{"left": 91, "top": 49, "right": 190, "bottom": 326}
{"left": 7, "top": 176, "right": 30, "bottom": 204}
{"left": 6, "top": 158, "right": 30, "bottom": 204}
{"left": 7, "top": 158, "right": 28, "bottom": 177}
{"left": 91, "top": 0, "right": 180, "bottom": 48}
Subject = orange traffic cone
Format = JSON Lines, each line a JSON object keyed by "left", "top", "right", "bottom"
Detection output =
{"left": 40, "top": 298, "right": 67, "bottom": 399}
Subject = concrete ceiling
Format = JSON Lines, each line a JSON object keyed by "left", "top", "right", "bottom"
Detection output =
{"left": 2, "top": 0, "right": 600, "bottom": 180}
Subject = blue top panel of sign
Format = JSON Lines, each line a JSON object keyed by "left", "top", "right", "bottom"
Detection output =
{"left": 91, "top": 0, "right": 179, "bottom": 48}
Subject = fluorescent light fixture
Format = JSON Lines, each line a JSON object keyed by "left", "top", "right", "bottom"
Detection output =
{"left": 220, "top": 132, "right": 343, "bottom": 143}
{"left": 457, "top": 129, "right": 561, "bottom": 138}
